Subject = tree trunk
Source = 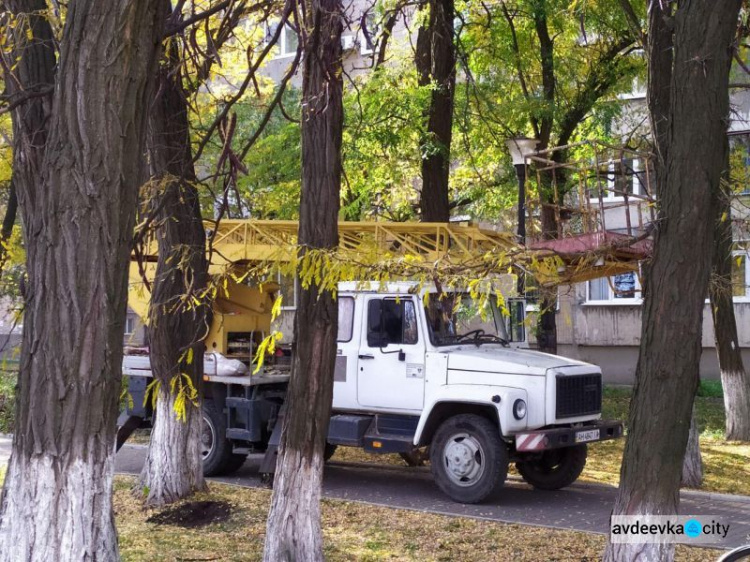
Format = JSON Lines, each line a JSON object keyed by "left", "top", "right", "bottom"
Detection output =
{"left": 262, "top": 0, "right": 343, "bottom": 559}
{"left": 0, "top": 180, "right": 19, "bottom": 275}
{"left": 537, "top": 186, "right": 558, "bottom": 354}
{"left": 417, "top": 0, "right": 455, "bottom": 222}
{"left": 604, "top": 3, "right": 741, "bottom": 561}
{"left": 138, "top": 32, "right": 211, "bottom": 506}
{"left": 710, "top": 182, "right": 750, "bottom": 441}
{"left": 139, "top": 385, "right": 205, "bottom": 505}
{"left": 0, "top": 1, "right": 164, "bottom": 560}
{"left": 681, "top": 407, "right": 703, "bottom": 487}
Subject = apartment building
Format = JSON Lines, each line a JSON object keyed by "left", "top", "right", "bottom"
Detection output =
{"left": 552, "top": 90, "right": 750, "bottom": 383}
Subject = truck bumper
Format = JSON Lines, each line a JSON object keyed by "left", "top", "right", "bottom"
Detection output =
{"left": 514, "top": 420, "right": 623, "bottom": 452}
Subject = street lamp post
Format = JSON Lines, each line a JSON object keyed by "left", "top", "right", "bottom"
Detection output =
{"left": 506, "top": 137, "right": 539, "bottom": 295}
{"left": 505, "top": 137, "right": 539, "bottom": 245}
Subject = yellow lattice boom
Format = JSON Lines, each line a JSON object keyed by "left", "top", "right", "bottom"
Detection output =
{"left": 135, "top": 220, "right": 519, "bottom": 270}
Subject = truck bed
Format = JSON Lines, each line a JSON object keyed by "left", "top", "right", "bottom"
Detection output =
{"left": 123, "top": 353, "right": 290, "bottom": 386}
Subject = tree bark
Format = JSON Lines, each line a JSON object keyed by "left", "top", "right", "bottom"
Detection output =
{"left": 262, "top": 0, "right": 343, "bottom": 558}
{"left": 604, "top": 2, "right": 741, "bottom": 561}
{"left": 0, "top": 1, "right": 165, "bottom": 560}
{"left": 138, "top": 30, "right": 211, "bottom": 506}
{"left": 416, "top": 0, "right": 455, "bottom": 222}
{"left": 710, "top": 182, "right": 750, "bottom": 441}
{"left": 0, "top": 179, "right": 19, "bottom": 279}
{"left": 681, "top": 407, "right": 703, "bottom": 487}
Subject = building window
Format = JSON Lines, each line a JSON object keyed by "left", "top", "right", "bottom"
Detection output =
{"left": 360, "top": 12, "right": 378, "bottom": 55}
{"left": 729, "top": 134, "right": 750, "bottom": 195}
{"left": 266, "top": 22, "right": 298, "bottom": 58}
{"left": 732, "top": 251, "right": 750, "bottom": 298}
{"left": 587, "top": 271, "right": 641, "bottom": 304}
{"left": 600, "top": 157, "right": 644, "bottom": 200}
{"left": 125, "top": 316, "right": 136, "bottom": 335}
{"left": 278, "top": 272, "right": 298, "bottom": 309}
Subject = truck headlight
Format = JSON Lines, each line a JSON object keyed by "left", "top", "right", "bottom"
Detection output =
{"left": 513, "top": 399, "right": 527, "bottom": 420}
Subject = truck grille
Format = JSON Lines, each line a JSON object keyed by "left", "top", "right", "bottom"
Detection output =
{"left": 556, "top": 373, "right": 602, "bottom": 419}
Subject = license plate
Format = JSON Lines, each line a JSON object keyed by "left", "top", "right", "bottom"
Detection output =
{"left": 575, "top": 429, "right": 600, "bottom": 443}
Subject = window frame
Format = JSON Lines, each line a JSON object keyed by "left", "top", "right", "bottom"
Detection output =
{"left": 124, "top": 316, "right": 136, "bottom": 336}
{"left": 359, "top": 12, "right": 378, "bottom": 55}
{"left": 266, "top": 21, "right": 298, "bottom": 59}
{"left": 598, "top": 157, "right": 643, "bottom": 202}
{"left": 277, "top": 272, "right": 298, "bottom": 310}
{"left": 730, "top": 249, "right": 750, "bottom": 302}
{"left": 585, "top": 270, "right": 643, "bottom": 305}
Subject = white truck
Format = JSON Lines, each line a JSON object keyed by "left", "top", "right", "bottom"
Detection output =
{"left": 121, "top": 281, "right": 622, "bottom": 504}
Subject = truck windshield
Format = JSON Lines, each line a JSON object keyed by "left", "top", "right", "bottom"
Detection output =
{"left": 424, "top": 292, "right": 509, "bottom": 347}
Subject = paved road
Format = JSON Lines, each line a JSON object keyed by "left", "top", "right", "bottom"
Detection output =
{"left": 1, "top": 438, "right": 747, "bottom": 550}
{"left": 112, "top": 443, "right": 750, "bottom": 550}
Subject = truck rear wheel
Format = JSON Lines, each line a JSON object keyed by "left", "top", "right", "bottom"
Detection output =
{"left": 430, "top": 414, "right": 508, "bottom": 504}
{"left": 202, "top": 401, "right": 247, "bottom": 476}
{"left": 516, "top": 444, "right": 587, "bottom": 490}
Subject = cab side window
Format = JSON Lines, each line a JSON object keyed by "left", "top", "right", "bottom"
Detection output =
{"left": 367, "top": 298, "right": 418, "bottom": 346}
{"left": 337, "top": 297, "right": 355, "bottom": 342}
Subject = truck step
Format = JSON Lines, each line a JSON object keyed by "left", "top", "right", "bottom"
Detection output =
{"left": 363, "top": 433, "right": 415, "bottom": 454}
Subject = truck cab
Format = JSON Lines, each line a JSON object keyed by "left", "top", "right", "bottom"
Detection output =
{"left": 322, "top": 282, "right": 621, "bottom": 502}
{"left": 122, "top": 281, "right": 622, "bottom": 504}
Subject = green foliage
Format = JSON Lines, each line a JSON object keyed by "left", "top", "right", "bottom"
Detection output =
{"left": 697, "top": 379, "right": 724, "bottom": 398}
{"left": 0, "top": 371, "right": 16, "bottom": 434}
{"left": 221, "top": 0, "right": 646, "bottom": 224}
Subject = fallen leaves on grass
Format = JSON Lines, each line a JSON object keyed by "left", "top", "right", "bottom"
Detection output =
{"left": 114, "top": 476, "right": 718, "bottom": 562}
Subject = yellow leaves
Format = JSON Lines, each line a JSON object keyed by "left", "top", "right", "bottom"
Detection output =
{"left": 253, "top": 331, "right": 283, "bottom": 374}
{"left": 144, "top": 378, "right": 161, "bottom": 412}
{"left": 143, "top": 371, "right": 199, "bottom": 423}
{"left": 186, "top": 347, "right": 194, "bottom": 366}
{"left": 120, "top": 387, "right": 134, "bottom": 410}
{"left": 271, "top": 294, "right": 282, "bottom": 321}
{"left": 171, "top": 373, "right": 199, "bottom": 423}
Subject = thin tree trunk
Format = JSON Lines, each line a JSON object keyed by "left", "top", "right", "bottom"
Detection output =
{"left": 604, "top": 2, "right": 741, "bottom": 561}
{"left": 0, "top": 1, "right": 164, "bottom": 560}
{"left": 262, "top": 0, "right": 343, "bottom": 558}
{"left": 710, "top": 182, "right": 750, "bottom": 441}
{"left": 138, "top": 31, "right": 211, "bottom": 506}
{"left": 417, "top": 0, "right": 455, "bottom": 222}
{"left": 681, "top": 407, "right": 703, "bottom": 487}
{"left": 0, "top": 180, "right": 18, "bottom": 275}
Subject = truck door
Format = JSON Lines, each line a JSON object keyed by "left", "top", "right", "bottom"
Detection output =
{"left": 357, "top": 296, "right": 425, "bottom": 411}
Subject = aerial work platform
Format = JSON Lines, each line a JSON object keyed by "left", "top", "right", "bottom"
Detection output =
{"left": 522, "top": 141, "right": 655, "bottom": 285}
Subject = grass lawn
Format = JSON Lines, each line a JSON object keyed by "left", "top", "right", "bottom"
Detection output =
{"left": 114, "top": 475, "right": 718, "bottom": 562}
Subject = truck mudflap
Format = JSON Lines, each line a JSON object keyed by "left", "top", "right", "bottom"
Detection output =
{"left": 514, "top": 420, "right": 623, "bottom": 452}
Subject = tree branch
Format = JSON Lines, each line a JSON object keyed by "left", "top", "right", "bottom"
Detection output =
{"left": 164, "top": 0, "right": 233, "bottom": 37}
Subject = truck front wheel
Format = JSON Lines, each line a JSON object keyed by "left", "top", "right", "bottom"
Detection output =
{"left": 430, "top": 414, "right": 508, "bottom": 504}
{"left": 516, "top": 444, "right": 587, "bottom": 490}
